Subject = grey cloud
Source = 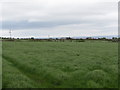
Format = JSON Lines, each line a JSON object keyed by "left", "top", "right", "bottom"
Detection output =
{"left": 1, "top": 0, "right": 118, "bottom": 37}
{"left": 2, "top": 20, "right": 85, "bottom": 30}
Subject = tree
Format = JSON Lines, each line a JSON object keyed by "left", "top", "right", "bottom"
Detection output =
{"left": 31, "top": 37, "right": 34, "bottom": 39}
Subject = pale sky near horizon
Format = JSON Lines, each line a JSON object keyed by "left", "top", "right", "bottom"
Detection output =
{"left": 0, "top": 0, "right": 119, "bottom": 38}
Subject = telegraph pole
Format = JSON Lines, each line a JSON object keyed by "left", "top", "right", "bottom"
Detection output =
{"left": 9, "top": 29, "right": 12, "bottom": 39}
{"left": 48, "top": 35, "right": 50, "bottom": 39}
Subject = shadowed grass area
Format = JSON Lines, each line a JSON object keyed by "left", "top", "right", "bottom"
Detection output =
{"left": 2, "top": 41, "right": 118, "bottom": 88}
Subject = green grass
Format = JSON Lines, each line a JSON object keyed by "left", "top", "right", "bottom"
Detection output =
{"left": 2, "top": 41, "right": 118, "bottom": 88}
{"left": 0, "top": 41, "right": 2, "bottom": 89}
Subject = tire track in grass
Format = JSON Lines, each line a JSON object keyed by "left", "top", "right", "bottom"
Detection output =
{"left": 3, "top": 59, "right": 37, "bottom": 88}
{"left": 2, "top": 54, "right": 55, "bottom": 88}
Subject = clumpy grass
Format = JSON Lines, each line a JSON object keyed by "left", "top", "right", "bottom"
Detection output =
{"left": 2, "top": 41, "right": 118, "bottom": 88}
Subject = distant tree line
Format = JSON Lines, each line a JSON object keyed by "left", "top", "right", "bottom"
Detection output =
{"left": 0, "top": 37, "right": 119, "bottom": 42}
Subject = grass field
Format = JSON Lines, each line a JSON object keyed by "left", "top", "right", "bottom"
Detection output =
{"left": 2, "top": 41, "right": 118, "bottom": 88}
{"left": 0, "top": 41, "right": 2, "bottom": 89}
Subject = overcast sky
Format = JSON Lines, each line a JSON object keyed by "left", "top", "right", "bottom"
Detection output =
{"left": 0, "top": 0, "right": 118, "bottom": 38}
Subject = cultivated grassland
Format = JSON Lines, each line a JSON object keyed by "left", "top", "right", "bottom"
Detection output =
{"left": 0, "top": 41, "right": 2, "bottom": 89}
{"left": 2, "top": 41, "right": 118, "bottom": 88}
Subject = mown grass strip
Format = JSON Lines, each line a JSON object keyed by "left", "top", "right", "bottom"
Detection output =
{"left": 2, "top": 54, "right": 64, "bottom": 88}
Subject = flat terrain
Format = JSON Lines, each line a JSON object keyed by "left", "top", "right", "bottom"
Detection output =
{"left": 2, "top": 41, "right": 118, "bottom": 88}
{"left": 0, "top": 41, "right": 2, "bottom": 89}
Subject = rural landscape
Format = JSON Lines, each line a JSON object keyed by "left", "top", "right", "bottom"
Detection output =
{"left": 1, "top": 0, "right": 118, "bottom": 88}
{"left": 1, "top": 37, "right": 119, "bottom": 88}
